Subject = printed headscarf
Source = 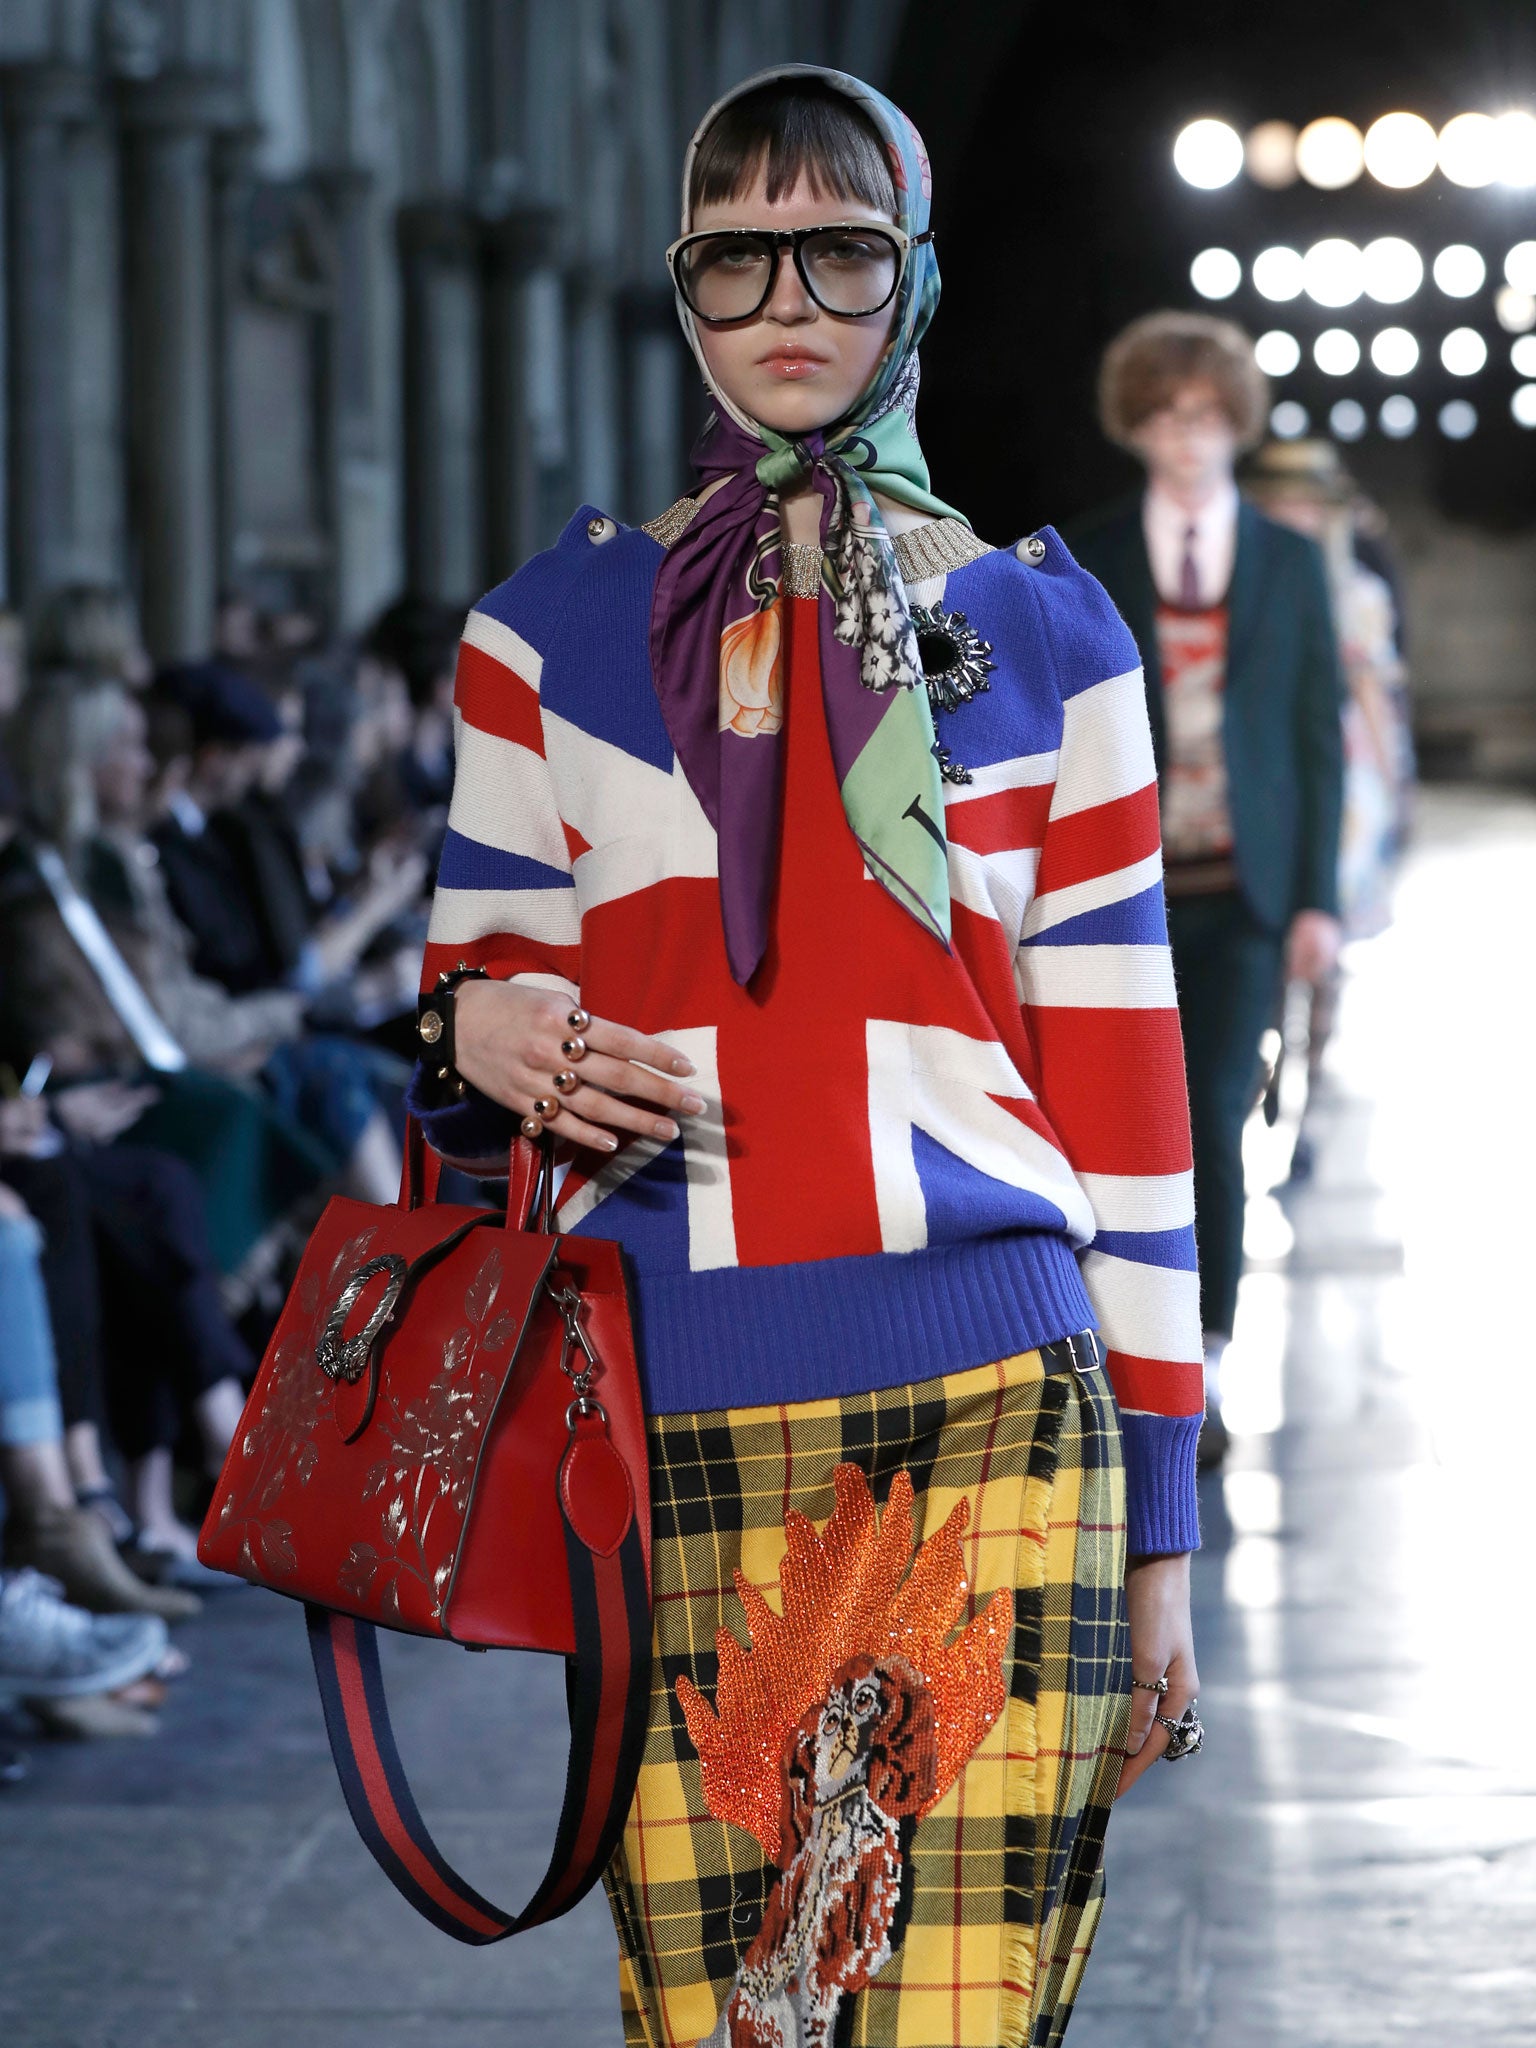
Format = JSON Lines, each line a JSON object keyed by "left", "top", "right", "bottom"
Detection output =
{"left": 649, "top": 64, "right": 965, "bottom": 986}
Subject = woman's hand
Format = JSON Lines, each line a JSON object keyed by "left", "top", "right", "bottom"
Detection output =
{"left": 455, "top": 981, "right": 705, "bottom": 1154}
{"left": 1115, "top": 1551, "right": 1199, "bottom": 1799}
{"left": 1285, "top": 909, "right": 1342, "bottom": 986}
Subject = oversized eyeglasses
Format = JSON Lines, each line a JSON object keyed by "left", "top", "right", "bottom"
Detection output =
{"left": 666, "top": 223, "right": 932, "bottom": 324}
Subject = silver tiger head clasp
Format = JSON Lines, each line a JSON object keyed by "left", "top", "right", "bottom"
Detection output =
{"left": 316, "top": 1254, "right": 409, "bottom": 1384}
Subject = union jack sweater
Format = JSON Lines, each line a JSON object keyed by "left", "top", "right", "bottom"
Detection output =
{"left": 410, "top": 507, "right": 1203, "bottom": 1555}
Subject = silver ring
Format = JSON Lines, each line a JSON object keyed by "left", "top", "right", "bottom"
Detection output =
{"left": 532, "top": 1096, "right": 559, "bottom": 1119}
{"left": 1154, "top": 1701, "right": 1204, "bottom": 1761}
{"left": 552, "top": 1069, "right": 579, "bottom": 1095}
{"left": 1131, "top": 1675, "right": 1170, "bottom": 1696}
{"left": 560, "top": 1035, "right": 587, "bottom": 1062}
{"left": 520, "top": 1113, "right": 544, "bottom": 1139}
{"left": 566, "top": 1007, "right": 591, "bottom": 1033}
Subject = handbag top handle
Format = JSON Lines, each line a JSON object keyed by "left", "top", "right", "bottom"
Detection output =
{"left": 400, "top": 1118, "right": 555, "bottom": 1233}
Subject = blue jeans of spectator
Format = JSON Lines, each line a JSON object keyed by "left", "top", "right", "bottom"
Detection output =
{"left": 0, "top": 1211, "right": 64, "bottom": 1448}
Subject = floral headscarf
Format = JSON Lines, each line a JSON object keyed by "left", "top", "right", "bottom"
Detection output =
{"left": 649, "top": 64, "right": 965, "bottom": 986}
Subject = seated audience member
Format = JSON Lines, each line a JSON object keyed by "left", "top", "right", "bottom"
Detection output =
{"left": 7, "top": 678, "right": 404, "bottom": 1208}
{"left": 359, "top": 596, "right": 464, "bottom": 819}
{"left": 0, "top": 1563, "right": 170, "bottom": 1745}
{"left": 29, "top": 582, "right": 153, "bottom": 696}
{"left": 0, "top": 1158, "right": 198, "bottom": 1620}
{"left": 150, "top": 662, "right": 426, "bottom": 1012}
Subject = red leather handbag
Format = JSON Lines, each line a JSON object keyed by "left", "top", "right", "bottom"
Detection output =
{"left": 198, "top": 1125, "right": 651, "bottom": 1943}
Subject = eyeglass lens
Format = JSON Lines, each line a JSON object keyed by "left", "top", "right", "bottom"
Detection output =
{"left": 678, "top": 229, "right": 899, "bottom": 321}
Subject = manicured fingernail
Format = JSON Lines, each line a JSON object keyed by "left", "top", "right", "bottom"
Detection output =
{"left": 654, "top": 1118, "right": 680, "bottom": 1141}
{"left": 671, "top": 1057, "right": 696, "bottom": 1076}
{"left": 600, "top": 1135, "right": 619, "bottom": 1152}
{"left": 679, "top": 1093, "right": 706, "bottom": 1114}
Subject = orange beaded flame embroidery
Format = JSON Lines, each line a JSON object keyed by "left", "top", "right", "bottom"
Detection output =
{"left": 676, "top": 1462, "right": 1011, "bottom": 1864}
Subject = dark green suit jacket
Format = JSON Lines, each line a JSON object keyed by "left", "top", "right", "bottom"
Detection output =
{"left": 1068, "top": 496, "right": 1345, "bottom": 931}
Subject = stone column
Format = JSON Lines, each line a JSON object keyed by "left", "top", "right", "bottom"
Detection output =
{"left": 0, "top": 66, "right": 98, "bottom": 614}
{"left": 310, "top": 166, "right": 384, "bottom": 632}
{"left": 482, "top": 203, "right": 563, "bottom": 580}
{"left": 398, "top": 200, "right": 484, "bottom": 601}
{"left": 117, "top": 70, "right": 243, "bottom": 661}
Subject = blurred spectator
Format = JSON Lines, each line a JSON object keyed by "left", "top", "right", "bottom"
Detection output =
{"left": 0, "top": 1567, "right": 169, "bottom": 1742}
{"left": 359, "top": 595, "right": 463, "bottom": 817}
{"left": 5, "top": 679, "right": 404, "bottom": 1209}
{"left": 1070, "top": 311, "right": 1344, "bottom": 1468}
{"left": 29, "top": 583, "right": 152, "bottom": 693}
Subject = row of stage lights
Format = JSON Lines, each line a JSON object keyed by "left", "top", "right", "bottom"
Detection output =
{"left": 1188, "top": 238, "right": 1536, "bottom": 326}
{"left": 1175, "top": 112, "right": 1536, "bottom": 192}
{"left": 1267, "top": 394, "right": 1522, "bottom": 444}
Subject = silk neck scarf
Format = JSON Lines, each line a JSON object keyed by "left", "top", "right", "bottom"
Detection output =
{"left": 649, "top": 64, "right": 966, "bottom": 986}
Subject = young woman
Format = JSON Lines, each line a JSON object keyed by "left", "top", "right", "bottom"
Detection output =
{"left": 410, "top": 65, "right": 1203, "bottom": 2048}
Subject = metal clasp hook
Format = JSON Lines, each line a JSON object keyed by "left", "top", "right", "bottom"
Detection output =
{"left": 547, "top": 1277, "right": 601, "bottom": 1416}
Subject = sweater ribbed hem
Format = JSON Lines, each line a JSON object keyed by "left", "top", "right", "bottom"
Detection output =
{"left": 630, "top": 1232, "right": 1094, "bottom": 1415}
{"left": 1120, "top": 1410, "right": 1203, "bottom": 1555}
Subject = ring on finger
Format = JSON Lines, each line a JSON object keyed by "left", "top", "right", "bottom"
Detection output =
{"left": 566, "top": 1007, "right": 591, "bottom": 1033}
{"left": 560, "top": 1036, "right": 587, "bottom": 1062}
{"left": 1154, "top": 1701, "right": 1204, "bottom": 1761}
{"left": 520, "top": 1113, "right": 544, "bottom": 1139}
{"left": 1131, "top": 1675, "right": 1170, "bottom": 1696}
{"left": 532, "top": 1096, "right": 559, "bottom": 1119}
{"left": 552, "top": 1069, "right": 579, "bottom": 1095}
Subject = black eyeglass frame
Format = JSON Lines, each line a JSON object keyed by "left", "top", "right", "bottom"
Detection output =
{"left": 665, "top": 222, "right": 934, "bottom": 325}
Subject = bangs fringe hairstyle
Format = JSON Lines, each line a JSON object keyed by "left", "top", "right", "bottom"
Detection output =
{"left": 689, "top": 78, "right": 897, "bottom": 218}
{"left": 1098, "top": 311, "right": 1269, "bottom": 452}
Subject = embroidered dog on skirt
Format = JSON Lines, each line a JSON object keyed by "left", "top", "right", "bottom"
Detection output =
{"left": 677, "top": 1464, "right": 1012, "bottom": 2048}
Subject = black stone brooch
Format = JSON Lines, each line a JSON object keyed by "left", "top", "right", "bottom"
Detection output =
{"left": 911, "top": 602, "right": 996, "bottom": 785}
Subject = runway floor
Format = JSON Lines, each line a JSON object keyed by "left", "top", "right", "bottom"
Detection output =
{"left": 4, "top": 784, "right": 1533, "bottom": 2048}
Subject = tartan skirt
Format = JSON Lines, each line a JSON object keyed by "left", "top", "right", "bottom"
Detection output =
{"left": 603, "top": 1337, "right": 1131, "bottom": 2048}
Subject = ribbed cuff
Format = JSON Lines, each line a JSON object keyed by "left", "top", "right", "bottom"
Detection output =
{"left": 405, "top": 1060, "right": 515, "bottom": 1164}
{"left": 1120, "top": 1409, "right": 1202, "bottom": 1555}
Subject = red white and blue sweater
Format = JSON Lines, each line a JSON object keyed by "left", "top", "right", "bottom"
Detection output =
{"left": 409, "top": 507, "right": 1203, "bottom": 1555}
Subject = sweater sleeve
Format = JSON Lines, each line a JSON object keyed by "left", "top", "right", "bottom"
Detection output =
{"left": 1012, "top": 535, "right": 1204, "bottom": 1555}
{"left": 406, "top": 582, "right": 583, "bottom": 1169}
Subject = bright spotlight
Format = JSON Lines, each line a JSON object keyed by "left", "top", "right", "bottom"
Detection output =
{"left": 1441, "top": 327, "right": 1488, "bottom": 376}
{"left": 1246, "top": 121, "right": 1298, "bottom": 188}
{"left": 1296, "top": 117, "right": 1365, "bottom": 189}
{"left": 1439, "top": 399, "right": 1477, "bottom": 439}
{"left": 1512, "top": 383, "right": 1536, "bottom": 428}
{"left": 1512, "top": 335, "right": 1536, "bottom": 376}
{"left": 1362, "top": 236, "right": 1423, "bottom": 304}
{"left": 1304, "top": 238, "right": 1364, "bottom": 308}
{"left": 1496, "top": 287, "right": 1536, "bottom": 333}
{"left": 1174, "top": 119, "right": 1244, "bottom": 188}
{"left": 1254, "top": 329, "right": 1302, "bottom": 376}
{"left": 1191, "top": 248, "right": 1242, "bottom": 300}
{"left": 1379, "top": 394, "right": 1418, "bottom": 438}
{"left": 1493, "top": 109, "right": 1536, "bottom": 187}
{"left": 1270, "top": 400, "right": 1310, "bottom": 439}
{"left": 1438, "top": 112, "right": 1499, "bottom": 188}
{"left": 1433, "top": 245, "right": 1487, "bottom": 297}
{"left": 1253, "top": 246, "right": 1305, "bottom": 302}
{"left": 1370, "top": 327, "right": 1419, "bottom": 376}
{"left": 1314, "top": 328, "right": 1361, "bottom": 375}
{"left": 1505, "top": 241, "right": 1536, "bottom": 293}
{"left": 1364, "top": 111, "right": 1438, "bottom": 187}
{"left": 1330, "top": 399, "right": 1368, "bottom": 441}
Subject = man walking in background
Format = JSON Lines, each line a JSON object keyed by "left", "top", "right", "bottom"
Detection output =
{"left": 1071, "top": 312, "right": 1344, "bottom": 1467}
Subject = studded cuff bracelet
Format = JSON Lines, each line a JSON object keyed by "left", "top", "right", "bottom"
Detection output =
{"left": 416, "top": 963, "right": 490, "bottom": 1101}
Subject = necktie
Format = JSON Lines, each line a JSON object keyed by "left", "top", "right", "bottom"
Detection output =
{"left": 1178, "top": 523, "right": 1201, "bottom": 609}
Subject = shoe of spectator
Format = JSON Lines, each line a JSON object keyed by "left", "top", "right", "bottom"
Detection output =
{"left": 4, "top": 1504, "right": 201, "bottom": 1623}
{"left": 122, "top": 1536, "right": 232, "bottom": 1595}
{"left": 26, "top": 1693, "right": 160, "bottom": 1739}
{"left": 0, "top": 1569, "right": 168, "bottom": 1700}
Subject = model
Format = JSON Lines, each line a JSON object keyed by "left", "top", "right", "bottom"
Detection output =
{"left": 409, "top": 66, "right": 1203, "bottom": 2048}
{"left": 1071, "top": 313, "right": 1345, "bottom": 1468}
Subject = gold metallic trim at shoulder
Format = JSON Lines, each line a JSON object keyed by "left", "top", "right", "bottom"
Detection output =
{"left": 641, "top": 495, "right": 704, "bottom": 546}
{"left": 892, "top": 519, "right": 994, "bottom": 584}
{"left": 780, "top": 542, "right": 824, "bottom": 598}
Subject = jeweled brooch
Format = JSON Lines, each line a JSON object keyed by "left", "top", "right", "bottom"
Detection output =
{"left": 911, "top": 603, "right": 995, "bottom": 784}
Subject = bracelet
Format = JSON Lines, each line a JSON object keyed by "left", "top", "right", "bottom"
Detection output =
{"left": 417, "top": 962, "right": 490, "bottom": 1101}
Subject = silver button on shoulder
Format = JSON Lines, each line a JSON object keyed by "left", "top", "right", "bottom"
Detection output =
{"left": 586, "top": 515, "right": 617, "bottom": 544}
{"left": 1016, "top": 533, "right": 1047, "bottom": 565}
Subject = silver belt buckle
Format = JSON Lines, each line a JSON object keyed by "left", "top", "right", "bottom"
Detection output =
{"left": 1064, "top": 1330, "right": 1101, "bottom": 1376}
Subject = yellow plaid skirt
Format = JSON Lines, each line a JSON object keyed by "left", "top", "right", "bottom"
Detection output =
{"left": 603, "top": 1338, "right": 1130, "bottom": 2048}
